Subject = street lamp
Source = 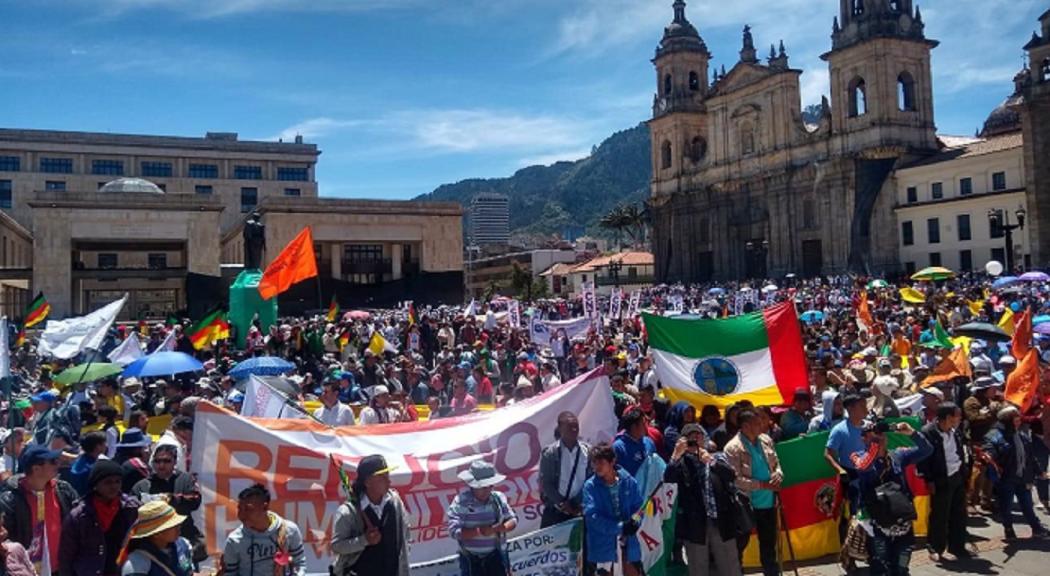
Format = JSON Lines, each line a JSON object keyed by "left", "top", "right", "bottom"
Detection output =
{"left": 988, "top": 207, "right": 1026, "bottom": 273}
{"left": 608, "top": 259, "right": 623, "bottom": 288}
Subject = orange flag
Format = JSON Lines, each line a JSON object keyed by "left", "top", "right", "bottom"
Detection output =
{"left": 857, "top": 290, "right": 875, "bottom": 334}
{"left": 258, "top": 227, "right": 318, "bottom": 300}
{"left": 1011, "top": 308, "right": 1032, "bottom": 360}
{"left": 923, "top": 346, "right": 972, "bottom": 387}
{"left": 1005, "top": 348, "right": 1040, "bottom": 412}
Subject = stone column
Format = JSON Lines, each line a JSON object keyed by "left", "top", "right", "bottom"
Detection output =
{"left": 32, "top": 209, "right": 72, "bottom": 317}
{"left": 187, "top": 212, "right": 221, "bottom": 276}
{"left": 391, "top": 243, "right": 403, "bottom": 280}
{"left": 330, "top": 244, "right": 342, "bottom": 280}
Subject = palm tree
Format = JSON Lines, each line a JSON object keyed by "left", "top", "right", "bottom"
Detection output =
{"left": 599, "top": 206, "right": 628, "bottom": 250}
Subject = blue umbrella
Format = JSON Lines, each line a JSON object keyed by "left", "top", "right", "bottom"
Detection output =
{"left": 228, "top": 356, "right": 297, "bottom": 379}
{"left": 122, "top": 351, "right": 204, "bottom": 378}
{"left": 1034, "top": 315, "right": 1050, "bottom": 326}
{"left": 707, "top": 287, "right": 725, "bottom": 295}
{"left": 992, "top": 276, "right": 1021, "bottom": 289}
{"left": 800, "top": 310, "right": 824, "bottom": 323}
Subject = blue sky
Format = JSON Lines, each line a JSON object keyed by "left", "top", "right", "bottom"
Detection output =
{"left": 0, "top": 0, "right": 1043, "bottom": 199}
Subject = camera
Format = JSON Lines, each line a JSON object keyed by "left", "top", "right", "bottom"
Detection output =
{"left": 874, "top": 420, "right": 892, "bottom": 434}
{"left": 686, "top": 438, "right": 698, "bottom": 448}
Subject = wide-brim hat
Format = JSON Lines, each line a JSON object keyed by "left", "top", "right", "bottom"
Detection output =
{"left": 116, "top": 427, "right": 151, "bottom": 448}
{"left": 130, "top": 500, "right": 187, "bottom": 539}
{"left": 458, "top": 460, "right": 506, "bottom": 489}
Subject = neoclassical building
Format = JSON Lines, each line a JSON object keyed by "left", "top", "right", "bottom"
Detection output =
{"left": 648, "top": 0, "right": 1049, "bottom": 281}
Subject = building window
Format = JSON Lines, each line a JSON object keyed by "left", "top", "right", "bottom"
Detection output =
{"left": 989, "top": 209, "right": 1005, "bottom": 238}
{"left": 661, "top": 140, "right": 672, "bottom": 169}
{"left": 803, "top": 199, "right": 816, "bottom": 229}
{"left": 91, "top": 159, "right": 124, "bottom": 176}
{"left": 927, "top": 217, "right": 940, "bottom": 244}
{"left": 929, "top": 252, "right": 941, "bottom": 267}
{"left": 1042, "top": 58, "right": 1050, "bottom": 82}
{"left": 188, "top": 163, "right": 219, "bottom": 179}
{"left": 740, "top": 122, "right": 756, "bottom": 155}
{"left": 277, "top": 167, "right": 309, "bottom": 181}
{"left": 931, "top": 182, "right": 943, "bottom": 199}
{"left": 897, "top": 72, "right": 916, "bottom": 112}
{"left": 957, "top": 214, "right": 972, "bottom": 241}
{"left": 901, "top": 221, "right": 914, "bottom": 246}
{"left": 344, "top": 244, "right": 383, "bottom": 262}
{"left": 284, "top": 188, "right": 301, "bottom": 197}
{"left": 97, "top": 253, "right": 118, "bottom": 269}
{"left": 960, "top": 177, "right": 973, "bottom": 196}
{"left": 992, "top": 171, "right": 1006, "bottom": 191}
{"left": 148, "top": 253, "right": 167, "bottom": 270}
{"left": 698, "top": 218, "right": 710, "bottom": 243}
{"left": 689, "top": 136, "right": 707, "bottom": 162}
{"left": 234, "top": 165, "right": 263, "bottom": 180}
{"left": 0, "top": 156, "right": 19, "bottom": 172}
{"left": 240, "top": 187, "right": 258, "bottom": 213}
{"left": 45, "top": 181, "right": 65, "bottom": 191}
{"left": 140, "top": 161, "right": 172, "bottom": 178}
{"left": 689, "top": 71, "right": 700, "bottom": 92}
{"left": 959, "top": 249, "right": 973, "bottom": 271}
{"left": 0, "top": 180, "right": 10, "bottom": 209}
{"left": 849, "top": 77, "right": 867, "bottom": 117}
{"left": 991, "top": 247, "right": 1006, "bottom": 264}
{"left": 663, "top": 74, "right": 672, "bottom": 96}
{"left": 195, "top": 185, "right": 213, "bottom": 195}
{"left": 906, "top": 186, "right": 917, "bottom": 203}
{"left": 39, "top": 157, "right": 73, "bottom": 174}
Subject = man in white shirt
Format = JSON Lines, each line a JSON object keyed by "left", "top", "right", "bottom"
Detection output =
{"left": 919, "top": 402, "right": 972, "bottom": 561}
{"left": 538, "top": 411, "right": 591, "bottom": 528}
{"left": 313, "top": 379, "right": 356, "bottom": 427}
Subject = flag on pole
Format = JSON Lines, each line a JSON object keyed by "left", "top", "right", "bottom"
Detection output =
{"left": 38, "top": 294, "right": 127, "bottom": 359}
{"left": 922, "top": 346, "right": 972, "bottom": 386}
{"left": 642, "top": 302, "right": 806, "bottom": 408}
{"left": 188, "top": 307, "right": 230, "bottom": 350}
{"left": 157, "top": 329, "right": 177, "bottom": 352}
{"left": 1006, "top": 348, "right": 1040, "bottom": 412}
{"left": 337, "top": 329, "right": 350, "bottom": 351}
{"left": 899, "top": 287, "right": 926, "bottom": 304}
{"left": 407, "top": 301, "right": 417, "bottom": 327}
{"left": 23, "top": 292, "right": 50, "bottom": 328}
{"left": 241, "top": 374, "right": 288, "bottom": 418}
{"left": 1012, "top": 307, "right": 1032, "bottom": 360}
{"left": 326, "top": 296, "right": 340, "bottom": 322}
{"left": 367, "top": 331, "right": 397, "bottom": 356}
{"left": 107, "top": 332, "right": 144, "bottom": 366}
{"left": 857, "top": 290, "right": 875, "bottom": 334}
{"left": 998, "top": 308, "right": 1016, "bottom": 337}
{"left": 0, "top": 318, "right": 10, "bottom": 379}
{"left": 464, "top": 299, "right": 477, "bottom": 317}
{"left": 258, "top": 227, "right": 318, "bottom": 300}
{"left": 13, "top": 325, "right": 25, "bottom": 349}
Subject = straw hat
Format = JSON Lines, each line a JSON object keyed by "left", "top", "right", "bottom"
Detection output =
{"left": 130, "top": 500, "right": 186, "bottom": 539}
{"left": 458, "top": 460, "right": 506, "bottom": 489}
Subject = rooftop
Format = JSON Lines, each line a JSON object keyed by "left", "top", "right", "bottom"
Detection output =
{"left": 900, "top": 133, "right": 1023, "bottom": 170}
{"left": 572, "top": 251, "right": 654, "bottom": 273}
{"left": 0, "top": 128, "right": 319, "bottom": 156}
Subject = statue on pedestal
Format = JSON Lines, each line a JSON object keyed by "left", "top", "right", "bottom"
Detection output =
{"left": 243, "top": 211, "right": 266, "bottom": 270}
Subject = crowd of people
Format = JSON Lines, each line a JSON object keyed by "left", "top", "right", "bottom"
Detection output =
{"left": 1, "top": 272, "right": 1050, "bottom": 576}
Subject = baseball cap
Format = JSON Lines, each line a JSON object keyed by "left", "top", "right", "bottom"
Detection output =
{"left": 30, "top": 390, "right": 57, "bottom": 404}
{"left": 19, "top": 445, "right": 61, "bottom": 471}
{"left": 920, "top": 387, "right": 945, "bottom": 400}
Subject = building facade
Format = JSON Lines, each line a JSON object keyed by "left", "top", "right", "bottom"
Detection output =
{"left": 468, "top": 193, "right": 510, "bottom": 246}
{"left": 0, "top": 129, "right": 464, "bottom": 321}
{"left": 1015, "top": 10, "right": 1050, "bottom": 265}
{"left": 649, "top": 0, "right": 940, "bottom": 281}
{"left": 465, "top": 249, "right": 576, "bottom": 299}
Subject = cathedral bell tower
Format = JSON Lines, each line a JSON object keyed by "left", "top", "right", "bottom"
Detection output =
{"left": 822, "top": 0, "right": 939, "bottom": 152}
{"left": 650, "top": 1, "right": 711, "bottom": 188}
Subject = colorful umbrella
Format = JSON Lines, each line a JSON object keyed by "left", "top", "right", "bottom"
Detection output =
{"left": 53, "top": 362, "right": 124, "bottom": 386}
{"left": 1034, "top": 323, "right": 1050, "bottom": 335}
{"left": 228, "top": 356, "right": 296, "bottom": 379}
{"left": 866, "top": 279, "right": 890, "bottom": 289}
{"left": 800, "top": 310, "right": 824, "bottom": 323}
{"left": 992, "top": 276, "right": 1021, "bottom": 289}
{"left": 342, "top": 310, "right": 371, "bottom": 321}
{"left": 1020, "top": 271, "right": 1050, "bottom": 282}
{"left": 952, "top": 322, "right": 1011, "bottom": 343}
{"left": 910, "top": 266, "right": 955, "bottom": 281}
{"left": 122, "top": 351, "right": 203, "bottom": 378}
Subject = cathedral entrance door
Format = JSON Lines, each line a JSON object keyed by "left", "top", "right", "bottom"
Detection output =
{"left": 802, "top": 239, "right": 823, "bottom": 277}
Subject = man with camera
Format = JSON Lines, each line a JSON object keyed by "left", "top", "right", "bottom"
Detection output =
{"left": 850, "top": 419, "right": 933, "bottom": 576}
{"left": 665, "top": 423, "right": 742, "bottom": 576}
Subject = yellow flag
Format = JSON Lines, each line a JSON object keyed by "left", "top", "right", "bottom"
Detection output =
{"left": 367, "top": 331, "right": 396, "bottom": 356}
{"left": 998, "top": 308, "right": 1016, "bottom": 337}
{"left": 967, "top": 300, "right": 984, "bottom": 316}
{"left": 900, "top": 287, "right": 926, "bottom": 304}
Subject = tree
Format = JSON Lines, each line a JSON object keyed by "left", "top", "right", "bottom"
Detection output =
{"left": 509, "top": 261, "right": 549, "bottom": 303}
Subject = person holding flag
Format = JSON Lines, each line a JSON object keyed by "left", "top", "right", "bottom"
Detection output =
{"left": 330, "top": 455, "right": 410, "bottom": 576}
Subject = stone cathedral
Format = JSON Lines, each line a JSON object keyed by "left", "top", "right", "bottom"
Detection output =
{"left": 649, "top": 0, "right": 942, "bottom": 281}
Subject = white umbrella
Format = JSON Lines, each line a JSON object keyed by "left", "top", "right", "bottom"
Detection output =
{"left": 762, "top": 284, "right": 779, "bottom": 293}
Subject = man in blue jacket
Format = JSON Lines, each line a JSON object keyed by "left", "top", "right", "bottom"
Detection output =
{"left": 583, "top": 442, "right": 644, "bottom": 576}
{"left": 613, "top": 409, "right": 656, "bottom": 477}
{"left": 851, "top": 420, "right": 933, "bottom": 576}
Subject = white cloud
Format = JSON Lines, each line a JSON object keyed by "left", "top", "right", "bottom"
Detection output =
{"left": 518, "top": 148, "right": 592, "bottom": 167}
{"left": 90, "top": 0, "right": 420, "bottom": 18}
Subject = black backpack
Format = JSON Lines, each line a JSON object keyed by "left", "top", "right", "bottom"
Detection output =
{"left": 866, "top": 469, "right": 917, "bottom": 529}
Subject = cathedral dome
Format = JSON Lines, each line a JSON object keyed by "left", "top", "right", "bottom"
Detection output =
{"left": 980, "top": 100, "right": 1021, "bottom": 138}
{"left": 98, "top": 177, "right": 165, "bottom": 194}
{"left": 656, "top": 1, "right": 709, "bottom": 57}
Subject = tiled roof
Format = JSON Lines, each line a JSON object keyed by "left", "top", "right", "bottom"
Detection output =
{"left": 539, "top": 262, "right": 576, "bottom": 277}
{"left": 901, "top": 133, "right": 1023, "bottom": 169}
{"left": 572, "top": 251, "right": 654, "bottom": 273}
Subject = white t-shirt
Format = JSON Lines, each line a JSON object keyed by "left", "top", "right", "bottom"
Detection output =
{"left": 313, "top": 403, "right": 356, "bottom": 427}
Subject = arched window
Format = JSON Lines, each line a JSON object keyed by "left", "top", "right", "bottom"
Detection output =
{"left": 689, "top": 71, "right": 700, "bottom": 92}
{"left": 661, "top": 140, "right": 673, "bottom": 169}
{"left": 849, "top": 77, "right": 867, "bottom": 117}
{"left": 689, "top": 136, "right": 707, "bottom": 162}
{"left": 740, "top": 122, "right": 756, "bottom": 155}
{"left": 1042, "top": 58, "right": 1050, "bottom": 82}
{"left": 852, "top": 0, "right": 864, "bottom": 16}
{"left": 888, "top": 0, "right": 902, "bottom": 12}
{"left": 898, "top": 71, "right": 916, "bottom": 111}
{"left": 663, "top": 74, "right": 673, "bottom": 96}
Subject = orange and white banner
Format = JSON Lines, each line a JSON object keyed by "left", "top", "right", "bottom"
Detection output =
{"left": 191, "top": 369, "right": 616, "bottom": 572}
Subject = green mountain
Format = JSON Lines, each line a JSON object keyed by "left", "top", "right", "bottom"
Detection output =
{"left": 415, "top": 123, "right": 651, "bottom": 236}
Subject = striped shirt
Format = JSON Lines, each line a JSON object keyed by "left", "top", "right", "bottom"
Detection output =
{"left": 446, "top": 488, "right": 517, "bottom": 556}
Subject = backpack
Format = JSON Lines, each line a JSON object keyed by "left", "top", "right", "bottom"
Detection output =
{"left": 867, "top": 478, "right": 917, "bottom": 529}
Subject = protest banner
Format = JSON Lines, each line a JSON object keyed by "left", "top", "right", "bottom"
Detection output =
{"left": 191, "top": 368, "right": 616, "bottom": 573}
{"left": 529, "top": 316, "right": 592, "bottom": 346}
{"left": 410, "top": 518, "right": 581, "bottom": 576}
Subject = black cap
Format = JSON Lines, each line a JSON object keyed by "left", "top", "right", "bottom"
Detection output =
{"left": 353, "top": 455, "right": 393, "bottom": 492}
{"left": 88, "top": 459, "right": 124, "bottom": 489}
